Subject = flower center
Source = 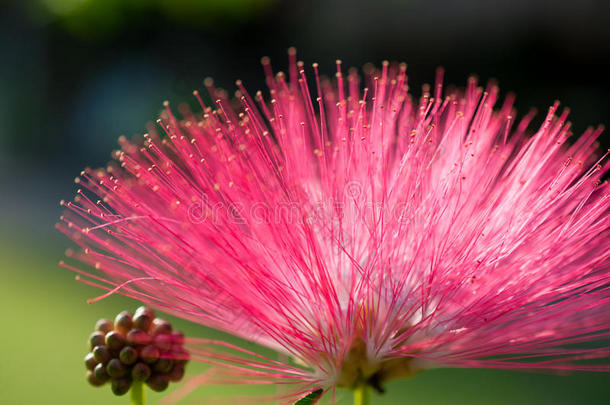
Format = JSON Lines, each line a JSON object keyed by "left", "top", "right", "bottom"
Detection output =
{"left": 335, "top": 337, "right": 421, "bottom": 392}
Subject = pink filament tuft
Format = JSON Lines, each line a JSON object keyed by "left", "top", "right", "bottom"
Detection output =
{"left": 59, "top": 51, "right": 610, "bottom": 400}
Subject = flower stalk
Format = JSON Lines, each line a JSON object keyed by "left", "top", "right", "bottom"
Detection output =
{"left": 131, "top": 381, "right": 144, "bottom": 405}
{"left": 354, "top": 386, "right": 370, "bottom": 405}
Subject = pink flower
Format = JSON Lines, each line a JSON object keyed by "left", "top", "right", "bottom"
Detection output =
{"left": 59, "top": 51, "right": 610, "bottom": 403}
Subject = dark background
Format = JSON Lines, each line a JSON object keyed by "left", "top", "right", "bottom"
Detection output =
{"left": 1, "top": 0, "right": 609, "bottom": 403}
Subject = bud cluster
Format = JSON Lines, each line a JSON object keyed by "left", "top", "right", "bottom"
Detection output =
{"left": 84, "top": 306, "right": 188, "bottom": 395}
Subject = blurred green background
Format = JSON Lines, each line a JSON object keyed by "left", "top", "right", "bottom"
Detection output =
{"left": 1, "top": 0, "right": 610, "bottom": 403}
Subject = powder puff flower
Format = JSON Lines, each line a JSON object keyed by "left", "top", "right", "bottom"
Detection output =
{"left": 59, "top": 50, "right": 610, "bottom": 404}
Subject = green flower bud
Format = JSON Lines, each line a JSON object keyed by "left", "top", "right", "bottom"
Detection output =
{"left": 119, "top": 346, "right": 138, "bottom": 365}
{"left": 151, "top": 318, "right": 172, "bottom": 335}
{"left": 171, "top": 330, "right": 185, "bottom": 345}
{"left": 132, "top": 312, "right": 153, "bottom": 332}
{"left": 140, "top": 345, "right": 160, "bottom": 364}
{"left": 86, "top": 370, "right": 105, "bottom": 387}
{"left": 114, "top": 311, "right": 133, "bottom": 335}
{"left": 95, "top": 319, "right": 114, "bottom": 334}
{"left": 85, "top": 352, "right": 98, "bottom": 370}
{"left": 154, "top": 358, "right": 173, "bottom": 373}
{"left": 131, "top": 362, "right": 152, "bottom": 382}
{"left": 89, "top": 331, "right": 106, "bottom": 349}
{"left": 126, "top": 329, "right": 151, "bottom": 346}
{"left": 93, "top": 363, "right": 110, "bottom": 382}
{"left": 168, "top": 363, "right": 185, "bottom": 382}
{"left": 85, "top": 307, "right": 188, "bottom": 395}
{"left": 172, "top": 346, "right": 190, "bottom": 365}
{"left": 106, "top": 358, "right": 128, "bottom": 378}
{"left": 105, "top": 331, "right": 126, "bottom": 351}
{"left": 92, "top": 345, "right": 111, "bottom": 364}
{"left": 135, "top": 306, "right": 155, "bottom": 320}
{"left": 154, "top": 334, "right": 172, "bottom": 351}
{"left": 147, "top": 373, "right": 169, "bottom": 392}
{"left": 111, "top": 377, "right": 132, "bottom": 396}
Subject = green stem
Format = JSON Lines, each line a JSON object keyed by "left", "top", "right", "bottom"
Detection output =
{"left": 131, "top": 381, "right": 145, "bottom": 405}
{"left": 354, "top": 385, "right": 370, "bottom": 405}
